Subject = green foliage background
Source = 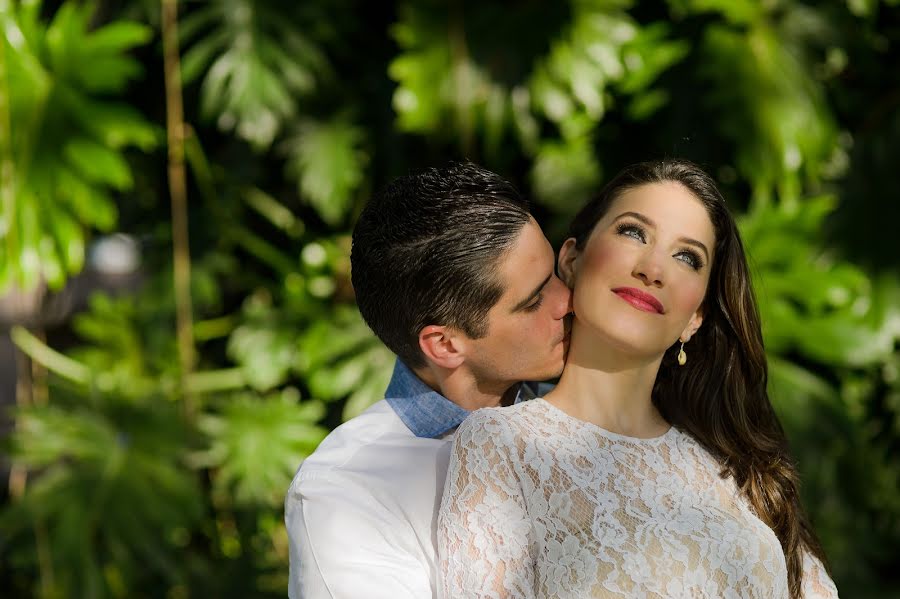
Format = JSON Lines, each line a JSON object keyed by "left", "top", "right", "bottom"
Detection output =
{"left": 1, "top": 0, "right": 899, "bottom": 596}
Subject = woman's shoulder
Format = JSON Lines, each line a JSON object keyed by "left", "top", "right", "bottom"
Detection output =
{"left": 455, "top": 400, "right": 543, "bottom": 439}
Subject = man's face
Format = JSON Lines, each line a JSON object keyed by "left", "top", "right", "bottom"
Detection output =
{"left": 463, "top": 218, "right": 571, "bottom": 388}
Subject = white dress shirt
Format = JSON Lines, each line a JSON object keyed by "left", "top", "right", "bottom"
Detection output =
{"left": 285, "top": 360, "right": 540, "bottom": 598}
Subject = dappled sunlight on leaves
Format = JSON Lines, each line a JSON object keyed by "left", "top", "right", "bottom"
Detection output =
{"left": 3, "top": 0, "right": 900, "bottom": 596}
{"left": 0, "top": 2, "right": 157, "bottom": 292}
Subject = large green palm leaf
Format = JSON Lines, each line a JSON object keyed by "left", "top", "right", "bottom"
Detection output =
{"left": 0, "top": 1, "right": 156, "bottom": 292}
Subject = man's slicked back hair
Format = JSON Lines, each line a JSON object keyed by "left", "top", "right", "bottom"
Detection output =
{"left": 351, "top": 162, "right": 531, "bottom": 369}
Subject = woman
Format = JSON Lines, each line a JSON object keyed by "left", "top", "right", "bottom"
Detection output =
{"left": 438, "top": 160, "right": 838, "bottom": 598}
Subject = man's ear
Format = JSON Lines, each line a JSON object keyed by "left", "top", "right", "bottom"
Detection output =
{"left": 679, "top": 307, "right": 704, "bottom": 343}
{"left": 557, "top": 238, "right": 580, "bottom": 289}
{"left": 418, "top": 325, "right": 465, "bottom": 369}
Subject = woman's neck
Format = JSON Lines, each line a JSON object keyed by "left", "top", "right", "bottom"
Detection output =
{"left": 543, "top": 326, "right": 671, "bottom": 438}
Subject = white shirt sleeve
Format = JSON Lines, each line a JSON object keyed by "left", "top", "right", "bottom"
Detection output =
{"left": 286, "top": 472, "right": 433, "bottom": 599}
{"left": 437, "top": 411, "right": 536, "bottom": 599}
{"left": 800, "top": 549, "right": 839, "bottom": 598}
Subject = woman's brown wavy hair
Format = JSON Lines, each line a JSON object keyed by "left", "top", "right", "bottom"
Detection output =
{"left": 567, "top": 159, "right": 828, "bottom": 598}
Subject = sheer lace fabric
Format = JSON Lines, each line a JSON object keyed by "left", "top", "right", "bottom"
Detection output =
{"left": 438, "top": 399, "right": 838, "bottom": 598}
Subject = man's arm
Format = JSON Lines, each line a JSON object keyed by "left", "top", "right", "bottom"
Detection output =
{"left": 286, "top": 472, "right": 433, "bottom": 599}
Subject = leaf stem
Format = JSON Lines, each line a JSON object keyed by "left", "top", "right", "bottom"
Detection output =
{"left": 10, "top": 325, "right": 92, "bottom": 384}
{"left": 449, "top": 0, "right": 475, "bottom": 157}
{"left": 185, "top": 368, "right": 246, "bottom": 394}
{"left": 0, "top": 3, "right": 18, "bottom": 291}
{"left": 162, "top": 0, "right": 196, "bottom": 414}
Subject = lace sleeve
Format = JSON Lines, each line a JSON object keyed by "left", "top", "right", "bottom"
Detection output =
{"left": 801, "top": 549, "right": 839, "bottom": 598}
{"left": 437, "top": 410, "right": 535, "bottom": 599}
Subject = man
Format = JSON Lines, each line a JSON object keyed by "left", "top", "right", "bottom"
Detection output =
{"left": 285, "top": 162, "right": 570, "bottom": 598}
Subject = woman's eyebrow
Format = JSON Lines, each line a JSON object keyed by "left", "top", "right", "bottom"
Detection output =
{"left": 613, "top": 211, "right": 655, "bottom": 227}
{"left": 613, "top": 211, "right": 710, "bottom": 260}
{"left": 680, "top": 237, "right": 710, "bottom": 261}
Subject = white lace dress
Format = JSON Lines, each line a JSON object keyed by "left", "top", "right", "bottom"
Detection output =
{"left": 438, "top": 398, "right": 838, "bottom": 598}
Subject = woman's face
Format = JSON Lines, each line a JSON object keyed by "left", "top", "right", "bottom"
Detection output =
{"left": 560, "top": 181, "right": 715, "bottom": 359}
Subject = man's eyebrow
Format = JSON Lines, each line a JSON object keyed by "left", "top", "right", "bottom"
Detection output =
{"left": 613, "top": 211, "right": 710, "bottom": 261}
{"left": 511, "top": 273, "right": 553, "bottom": 312}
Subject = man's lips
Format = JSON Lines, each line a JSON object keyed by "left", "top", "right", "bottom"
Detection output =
{"left": 612, "top": 287, "right": 665, "bottom": 314}
{"left": 555, "top": 330, "right": 571, "bottom": 348}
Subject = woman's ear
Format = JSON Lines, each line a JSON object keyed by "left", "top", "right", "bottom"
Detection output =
{"left": 557, "top": 238, "right": 580, "bottom": 289}
{"left": 418, "top": 325, "right": 465, "bottom": 369}
{"left": 679, "top": 308, "right": 704, "bottom": 343}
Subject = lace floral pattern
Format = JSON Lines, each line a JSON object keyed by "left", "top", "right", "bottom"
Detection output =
{"left": 438, "top": 399, "right": 839, "bottom": 599}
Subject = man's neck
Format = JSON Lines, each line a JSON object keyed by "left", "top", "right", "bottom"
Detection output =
{"left": 413, "top": 365, "right": 514, "bottom": 411}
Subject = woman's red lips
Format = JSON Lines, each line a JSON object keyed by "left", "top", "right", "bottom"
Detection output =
{"left": 612, "top": 287, "right": 665, "bottom": 314}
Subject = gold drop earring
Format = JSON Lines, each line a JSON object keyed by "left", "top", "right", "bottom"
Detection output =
{"left": 677, "top": 341, "right": 687, "bottom": 366}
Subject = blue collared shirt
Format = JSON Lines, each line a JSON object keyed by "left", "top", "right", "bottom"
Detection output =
{"left": 385, "top": 359, "right": 544, "bottom": 438}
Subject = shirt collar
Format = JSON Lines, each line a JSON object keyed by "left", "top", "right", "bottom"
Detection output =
{"left": 385, "top": 359, "right": 541, "bottom": 439}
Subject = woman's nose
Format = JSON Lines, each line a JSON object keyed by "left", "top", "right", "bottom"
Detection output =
{"left": 633, "top": 252, "right": 664, "bottom": 287}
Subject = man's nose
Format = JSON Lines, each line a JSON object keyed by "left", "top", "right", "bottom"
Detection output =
{"left": 550, "top": 276, "right": 572, "bottom": 318}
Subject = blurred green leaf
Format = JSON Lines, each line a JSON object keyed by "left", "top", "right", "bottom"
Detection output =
{"left": 228, "top": 313, "right": 297, "bottom": 392}
{"left": 194, "top": 390, "right": 328, "bottom": 506}
{"left": 343, "top": 364, "right": 395, "bottom": 421}
{"left": 0, "top": 1, "right": 156, "bottom": 292}
{"left": 68, "top": 293, "right": 179, "bottom": 399}
{"left": 700, "top": 17, "right": 837, "bottom": 203}
{"left": 619, "top": 24, "right": 689, "bottom": 93}
{"left": 2, "top": 402, "right": 202, "bottom": 596}
{"left": 529, "top": 3, "right": 638, "bottom": 124}
{"left": 63, "top": 138, "right": 133, "bottom": 189}
{"left": 668, "top": 0, "right": 764, "bottom": 24}
{"left": 299, "top": 305, "right": 394, "bottom": 415}
{"left": 283, "top": 116, "right": 368, "bottom": 226}
{"left": 742, "top": 195, "right": 892, "bottom": 367}
{"left": 44, "top": 3, "right": 151, "bottom": 93}
{"left": 797, "top": 313, "right": 895, "bottom": 367}
{"left": 180, "top": 0, "right": 329, "bottom": 149}
{"left": 530, "top": 137, "right": 602, "bottom": 214}
{"left": 389, "top": 16, "right": 453, "bottom": 134}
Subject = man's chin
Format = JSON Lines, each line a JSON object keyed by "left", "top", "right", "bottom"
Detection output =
{"left": 534, "top": 357, "right": 565, "bottom": 383}
{"left": 552, "top": 358, "right": 566, "bottom": 379}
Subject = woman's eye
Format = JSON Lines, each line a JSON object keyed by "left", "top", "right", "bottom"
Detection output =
{"left": 675, "top": 250, "right": 703, "bottom": 270}
{"left": 616, "top": 223, "right": 646, "bottom": 242}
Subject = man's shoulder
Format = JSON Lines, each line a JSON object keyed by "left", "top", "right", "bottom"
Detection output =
{"left": 293, "top": 400, "right": 404, "bottom": 477}
{"left": 288, "top": 399, "right": 451, "bottom": 491}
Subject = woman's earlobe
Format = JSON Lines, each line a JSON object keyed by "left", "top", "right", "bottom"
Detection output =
{"left": 680, "top": 312, "right": 704, "bottom": 343}
{"left": 557, "top": 238, "right": 580, "bottom": 288}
